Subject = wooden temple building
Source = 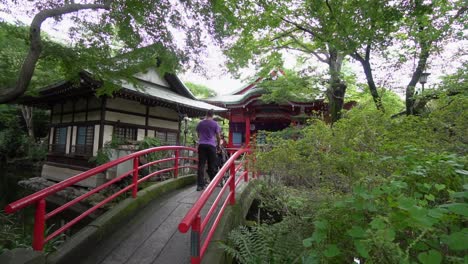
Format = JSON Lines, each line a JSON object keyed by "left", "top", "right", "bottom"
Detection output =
{"left": 21, "top": 69, "right": 224, "bottom": 187}
{"left": 204, "top": 72, "right": 355, "bottom": 148}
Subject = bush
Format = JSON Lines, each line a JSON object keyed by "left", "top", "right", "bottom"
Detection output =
{"left": 242, "top": 91, "right": 468, "bottom": 264}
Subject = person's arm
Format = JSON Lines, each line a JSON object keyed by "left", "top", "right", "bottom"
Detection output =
{"left": 216, "top": 132, "right": 221, "bottom": 147}
{"left": 216, "top": 125, "right": 221, "bottom": 147}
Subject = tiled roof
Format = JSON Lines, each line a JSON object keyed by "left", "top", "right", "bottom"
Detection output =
{"left": 121, "top": 79, "right": 226, "bottom": 112}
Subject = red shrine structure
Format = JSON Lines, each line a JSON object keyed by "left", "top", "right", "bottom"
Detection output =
{"left": 204, "top": 71, "right": 355, "bottom": 148}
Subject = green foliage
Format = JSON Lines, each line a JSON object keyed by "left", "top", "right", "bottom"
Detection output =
{"left": 258, "top": 69, "right": 322, "bottom": 104}
{"left": 242, "top": 87, "right": 468, "bottom": 263}
{"left": 303, "top": 153, "right": 466, "bottom": 263}
{"left": 0, "top": 22, "right": 66, "bottom": 92}
{"left": 0, "top": 211, "right": 30, "bottom": 255}
{"left": 89, "top": 137, "right": 125, "bottom": 165}
{"left": 221, "top": 221, "right": 309, "bottom": 264}
{"left": 137, "top": 137, "right": 165, "bottom": 164}
{"left": 0, "top": 211, "right": 67, "bottom": 255}
{"left": 0, "top": 105, "right": 28, "bottom": 160}
{"left": 347, "top": 86, "right": 405, "bottom": 116}
{"left": 0, "top": 1, "right": 222, "bottom": 101}
{"left": 184, "top": 82, "right": 217, "bottom": 99}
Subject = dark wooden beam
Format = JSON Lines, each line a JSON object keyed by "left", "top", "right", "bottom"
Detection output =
{"left": 105, "top": 107, "right": 179, "bottom": 122}
{"left": 49, "top": 120, "right": 100, "bottom": 127}
{"left": 60, "top": 103, "right": 64, "bottom": 123}
{"left": 69, "top": 100, "right": 76, "bottom": 154}
{"left": 145, "top": 105, "right": 149, "bottom": 137}
{"left": 102, "top": 120, "right": 178, "bottom": 133}
{"left": 85, "top": 97, "right": 89, "bottom": 121}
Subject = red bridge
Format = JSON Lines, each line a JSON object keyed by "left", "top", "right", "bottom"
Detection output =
{"left": 5, "top": 146, "right": 256, "bottom": 264}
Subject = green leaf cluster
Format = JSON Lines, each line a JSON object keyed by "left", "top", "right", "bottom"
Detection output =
{"left": 240, "top": 69, "right": 468, "bottom": 263}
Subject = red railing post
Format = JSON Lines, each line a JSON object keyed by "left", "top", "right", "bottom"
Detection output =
{"left": 32, "top": 199, "right": 46, "bottom": 251}
{"left": 229, "top": 163, "right": 236, "bottom": 205}
{"left": 174, "top": 150, "right": 179, "bottom": 178}
{"left": 132, "top": 157, "right": 139, "bottom": 198}
{"left": 190, "top": 215, "right": 201, "bottom": 264}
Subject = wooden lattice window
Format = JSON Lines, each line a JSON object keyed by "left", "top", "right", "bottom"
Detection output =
{"left": 52, "top": 127, "right": 67, "bottom": 153}
{"left": 166, "top": 132, "right": 177, "bottom": 145}
{"left": 75, "top": 126, "right": 94, "bottom": 156}
{"left": 155, "top": 130, "right": 178, "bottom": 145}
{"left": 114, "top": 126, "right": 137, "bottom": 141}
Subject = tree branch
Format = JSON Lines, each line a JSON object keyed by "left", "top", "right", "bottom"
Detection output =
{"left": 0, "top": 2, "right": 111, "bottom": 103}
{"left": 281, "top": 17, "right": 317, "bottom": 39}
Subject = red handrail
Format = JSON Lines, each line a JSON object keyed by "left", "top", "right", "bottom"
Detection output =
{"left": 4, "top": 145, "right": 197, "bottom": 251}
{"left": 178, "top": 147, "right": 255, "bottom": 264}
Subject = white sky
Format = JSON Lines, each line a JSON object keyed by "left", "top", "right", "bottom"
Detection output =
{"left": 1, "top": 4, "right": 466, "bottom": 97}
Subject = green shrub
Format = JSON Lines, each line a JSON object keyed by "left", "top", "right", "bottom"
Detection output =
{"left": 302, "top": 151, "right": 467, "bottom": 263}
{"left": 247, "top": 91, "right": 467, "bottom": 264}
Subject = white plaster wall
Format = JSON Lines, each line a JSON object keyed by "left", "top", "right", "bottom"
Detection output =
{"left": 106, "top": 111, "right": 145, "bottom": 125}
{"left": 103, "top": 125, "right": 113, "bottom": 144}
{"left": 148, "top": 118, "right": 178, "bottom": 130}
{"left": 93, "top": 125, "right": 100, "bottom": 156}
{"left": 137, "top": 129, "right": 145, "bottom": 140}
{"left": 49, "top": 127, "right": 54, "bottom": 145}
{"left": 74, "top": 112, "right": 86, "bottom": 122}
{"left": 87, "top": 111, "right": 101, "bottom": 121}
{"left": 62, "top": 114, "right": 72, "bottom": 123}
{"left": 147, "top": 130, "right": 155, "bottom": 137}
{"left": 71, "top": 126, "right": 77, "bottom": 148}
{"left": 148, "top": 106, "right": 178, "bottom": 119}
{"left": 107, "top": 98, "right": 146, "bottom": 114}
{"left": 134, "top": 68, "right": 170, "bottom": 87}
{"left": 65, "top": 126, "right": 71, "bottom": 154}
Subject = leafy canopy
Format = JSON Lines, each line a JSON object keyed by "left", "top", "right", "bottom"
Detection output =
{"left": 0, "top": 0, "right": 218, "bottom": 101}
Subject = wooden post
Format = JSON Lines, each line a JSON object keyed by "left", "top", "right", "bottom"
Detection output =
{"left": 245, "top": 114, "right": 250, "bottom": 146}
{"left": 98, "top": 97, "right": 106, "bottom": 149}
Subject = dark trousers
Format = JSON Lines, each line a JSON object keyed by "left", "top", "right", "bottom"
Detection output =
{"left": 197, "top": 144, "right": 217, "bottom": 188}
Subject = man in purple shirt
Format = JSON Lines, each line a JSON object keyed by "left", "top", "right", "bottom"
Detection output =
{"left": 196, "top": 109, "right": 221, "bottom": 191}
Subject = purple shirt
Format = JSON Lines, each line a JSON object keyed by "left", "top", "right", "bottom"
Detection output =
{"left": 196, "top": 119, "right": 221, "bottom": 147}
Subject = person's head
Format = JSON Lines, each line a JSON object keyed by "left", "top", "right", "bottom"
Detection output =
{"left": 206, "top": 109, "right": 214, "bottom": 118}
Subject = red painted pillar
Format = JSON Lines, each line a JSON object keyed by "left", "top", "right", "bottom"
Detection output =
{"left": 229, "top": 163, "right": 236, "bottom": 205}
{"left": 32, "top": 199, "right": 46, "bottom": 251}
{"left": 245, "top": 115, "right": 250, "bottom": 147}
{"left": 228, "top": 113, "right": 233, "bottom": 148}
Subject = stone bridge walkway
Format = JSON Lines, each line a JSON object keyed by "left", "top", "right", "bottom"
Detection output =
{"left": 81, "top": 185, "right": 217, "bottom": 264}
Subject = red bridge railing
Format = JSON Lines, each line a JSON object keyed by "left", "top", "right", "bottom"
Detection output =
{"left": 4, "top": 146, "right": 197, "bottom": 251}
{"left": 178, "top": 147, "right": 254, "bottom": 264}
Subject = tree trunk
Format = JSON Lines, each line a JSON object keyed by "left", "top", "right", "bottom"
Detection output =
{"left": 327, "top": 48, "right": 346, "bottom": 123}
{"left": 0, "top": 2, "right": 111, "bottom": 103}
{"left": 405, "top": 42, "right": 431, "bottom": 115}
{"left": 20, "top": 105, "right": 34, "bottom": 140}
{"left": 352, "top": 45, "right": 384, "bottom": 112}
